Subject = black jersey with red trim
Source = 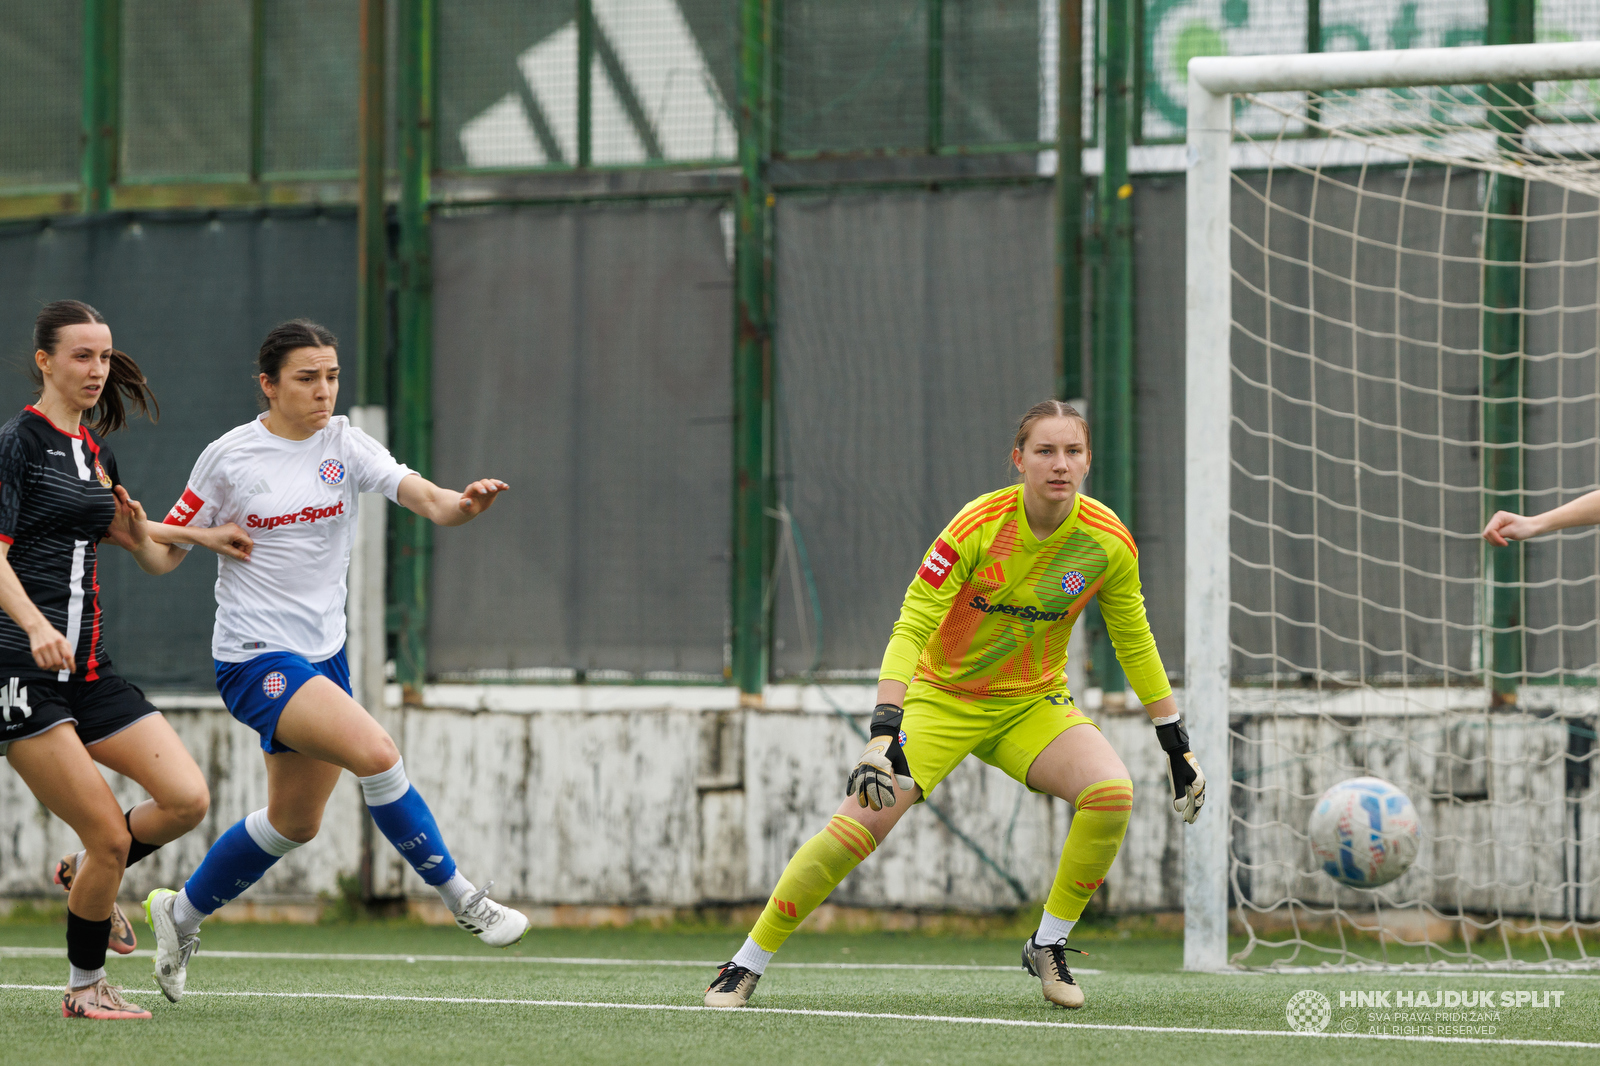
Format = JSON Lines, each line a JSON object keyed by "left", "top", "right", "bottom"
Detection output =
{"left": 0, "top": 406, "right": 121, "bottom": 681}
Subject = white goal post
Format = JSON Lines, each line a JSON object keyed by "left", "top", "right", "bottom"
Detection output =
{"left": 1185, "top": 42, "right": 1600, "bottom": 972}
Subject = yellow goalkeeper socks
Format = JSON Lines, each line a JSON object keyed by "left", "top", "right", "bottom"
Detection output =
{"left": 1039, "top": 778, "right": 1133, "bottom": 938}
{"left": 744, "top": 814, "right": 877, "bottom": 960}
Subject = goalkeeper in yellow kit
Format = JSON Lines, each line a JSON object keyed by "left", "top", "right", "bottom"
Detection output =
{"left": 704, "top": 400, "right": 1206, "bottom": 1010}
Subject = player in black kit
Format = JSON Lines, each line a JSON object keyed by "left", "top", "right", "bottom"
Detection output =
{"left": 0, "top": 301, "right": 245, "bottom": 1020}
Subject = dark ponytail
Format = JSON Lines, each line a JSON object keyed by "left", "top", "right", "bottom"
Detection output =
{"left": 32, "top": 299, "right": 159, "bottom": 435}
{"left": 256, "top": 318, "right": 338, "bottom": 408}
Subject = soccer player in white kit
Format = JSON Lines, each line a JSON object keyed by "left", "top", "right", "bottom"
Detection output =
{"left": 142, "top": 319, "right": 527, "bottom": 1002}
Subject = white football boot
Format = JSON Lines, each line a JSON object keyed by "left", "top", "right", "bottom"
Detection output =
{"left": 1021, "top": 936, "right": 1086, "bottom": 1009}
{"left": 452, "top": 882, "right": 529, "bottom": 948}
{"left": 143, "top": 888, "right": 200, "bottom": 1003}
{"left": 704, "top": 962, "right": 760, "bottom": 1008}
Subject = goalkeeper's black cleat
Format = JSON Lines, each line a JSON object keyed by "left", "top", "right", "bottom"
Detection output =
{"left": 1021, "top": 936, "right": 1086, "bottom": 1009}
{"left": 704, "top": 961, "right": 760, "bottom": 1008}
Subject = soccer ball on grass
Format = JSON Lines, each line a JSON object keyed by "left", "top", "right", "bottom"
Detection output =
{"left": 1307, "top": 777, "right": 1420, "bottom": 888}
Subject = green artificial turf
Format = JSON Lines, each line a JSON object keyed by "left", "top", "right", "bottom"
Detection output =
{"left": 2, "top": 922, "right": 1596, "bottom": 1065}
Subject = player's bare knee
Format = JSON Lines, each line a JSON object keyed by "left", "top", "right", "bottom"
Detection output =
{"left": 86, "top": 822, "right": 133, "bottom": 868}
{"left": 167, "top": 784, "right": 210, "bottom": 830}
{"left": 275, "top": 816, "right": 321, "bottom": 844}
{"left": 837, "top": 800, "right": 901, "bottom": 845}
{"left": 353, "top": 736, "right": 400, "bottom": 779}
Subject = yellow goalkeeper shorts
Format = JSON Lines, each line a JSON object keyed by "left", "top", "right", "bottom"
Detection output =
{"left": 899, "top": 680, "right": 1097, "bottom": 801}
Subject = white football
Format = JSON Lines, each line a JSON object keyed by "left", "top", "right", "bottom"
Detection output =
{"left": 1308, "top": 777, "right": 1420, "bottom": 888}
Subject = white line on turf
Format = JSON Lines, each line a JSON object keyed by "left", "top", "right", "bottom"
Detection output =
{"left": 0, "top": 947, "right": 1092, "bottom": 974}
{"left": 6, "top": 945, "right": 1597, "bottom": 979}
{"left": 0, "top": 983, "right": 1595, "bottom": 1048}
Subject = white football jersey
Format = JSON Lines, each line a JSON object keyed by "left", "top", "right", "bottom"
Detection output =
{"left": 164, "top": 414, "right": 412, "bottom": 663}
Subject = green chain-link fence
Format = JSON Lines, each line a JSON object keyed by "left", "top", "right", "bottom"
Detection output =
{"left": 9, "top": 2, "right": 1600, "bottom": 201}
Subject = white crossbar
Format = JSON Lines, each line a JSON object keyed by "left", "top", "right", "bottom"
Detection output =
{"left": 1190, "top": 41, "right": 1600, "bottom": 96}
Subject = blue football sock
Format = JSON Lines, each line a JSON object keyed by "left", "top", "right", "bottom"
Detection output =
{"left": 361, "top": 759, "right": 458, "bottom": 887}
{"left": 181, "top": 809, "right": 300, "bottom": 916}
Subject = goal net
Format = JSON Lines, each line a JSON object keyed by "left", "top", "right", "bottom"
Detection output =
{"left": 1184, "top": 43, "right": 1600, "bottom": 972}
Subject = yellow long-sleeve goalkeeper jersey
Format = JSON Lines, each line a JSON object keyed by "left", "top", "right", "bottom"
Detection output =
{"left": 879, "top": 485, "right": 1171, "bottom": 703}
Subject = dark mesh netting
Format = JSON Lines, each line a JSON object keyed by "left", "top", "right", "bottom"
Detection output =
{"left": 0, "top": 1, "right": 81, "bottom": 190}
{"left": 121, "top": 0, "right": 253, "bottom": 180}
{"left": 770, "top": 187, "right": 1055, "bottom": 677}
{"left": 429, "top": 200, "right": 732, "bottom": 678}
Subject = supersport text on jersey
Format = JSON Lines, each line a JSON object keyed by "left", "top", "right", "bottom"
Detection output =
{"left": 163, "top": 414, "right": 410, "bottom": 663}
{"left": 880, "top": 486, "right": 1170, "bottom": 704}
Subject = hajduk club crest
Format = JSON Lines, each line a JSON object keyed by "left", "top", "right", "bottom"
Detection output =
{"left": 263, "top": 671, "right": 288, "bottom": 699}
{"left": 318, "top": 458, "right": 346, "bottom": 485}
{"left": 1062, "top": 571, "right": 1086, "bottom": 595}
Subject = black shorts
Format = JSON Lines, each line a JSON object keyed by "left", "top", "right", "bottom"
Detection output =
{"left": 0, "top": 671, "right": 160, "bottom": 756}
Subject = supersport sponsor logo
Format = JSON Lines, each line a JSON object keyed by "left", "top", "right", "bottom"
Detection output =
{"left": 246, "top": 500, "right": 346, "bottom": 530}
{"left": 917, "top": 538, "right": 957, "bottom": 588}
{"left": 967, "top": 594, "right": 1071, "bottom": 623}
{"left": 164, "top": 487, "right": 204, "bottom": 526}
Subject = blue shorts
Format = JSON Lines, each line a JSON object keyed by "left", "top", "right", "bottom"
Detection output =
{"left": 215, "top": 648, "right": 351, "bottom": 754}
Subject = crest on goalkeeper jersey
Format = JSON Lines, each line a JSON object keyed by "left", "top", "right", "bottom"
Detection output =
{"left": 1062, "top": 571, "right": 1086, "bottom": 595}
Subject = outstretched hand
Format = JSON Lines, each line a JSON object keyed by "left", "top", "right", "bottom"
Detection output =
{"left": 457, "top": 479, "right": 509, "bottom": 519}
{"left": 1483, "top": 511, "right": 1541, "bottom": 546}
{"left": 103, "top": 485, "right": 150, "bottom": 552}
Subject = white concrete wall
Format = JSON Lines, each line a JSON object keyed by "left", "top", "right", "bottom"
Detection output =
{"left": 0, "top": 706, "right": 365, "bottom": 908}
{"left": 0, "top": 686, "right": 1182, "bottom": 912}
{"left": 8, "top": 686, "right": 1587, "bottom": 920}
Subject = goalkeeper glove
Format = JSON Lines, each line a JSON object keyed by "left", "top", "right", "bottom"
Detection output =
{"left": 845, "top": 704, "right": 916, "bottom": 811}
{"left": 1155, "top": 717, "right": 1206, "bottom": 824}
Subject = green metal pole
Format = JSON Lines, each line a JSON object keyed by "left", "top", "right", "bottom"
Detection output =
{"left": 81, "top": 0, "right": 118, "bottom": 213}
{"left": 1090, "top": 0, "right": 1134, "bottom": 698}
{"left": 1056, "top": 0, "right": 1083, "bottom": 401}
{"left": 358, "top": 0, "right": 387, "bottom": 408}
{"left": 395, "top": 0, "right": 434, "bottom": 701}
{"left": 731, "top": 0, "right": 773, "bottom": 700}
{"left": 249, "top": 0, "right": 265, "bottom": 181}
{"left": 927, "top": 0, "right": 943, "bottom": 154}
{"left": 1483, "top": 0, "right": 1533, "bottom": 703}
{"left": 577, "top": 0, "right": 592, "bottom": 168}
{"left": 1306, "top": 0, "right": 1321, "bottom": 129}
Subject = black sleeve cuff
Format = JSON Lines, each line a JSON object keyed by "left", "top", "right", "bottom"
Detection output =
{"left": 1155, "top": 719, "right": 1190, "bottom": 753}
{"left": 869, "top": 703, "right": 904, "bottom": 738}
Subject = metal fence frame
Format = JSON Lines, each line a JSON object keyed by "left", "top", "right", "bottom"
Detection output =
{"left": 9, "top": 2, "right": 1534, "bottom": 696}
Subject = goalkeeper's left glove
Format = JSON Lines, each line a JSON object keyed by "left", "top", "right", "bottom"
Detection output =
{"left": 845, "top": 704, "right": 916, "bottom": 811}
{"left": 1154, "top": 716, "right": 1206, "bottom": 824}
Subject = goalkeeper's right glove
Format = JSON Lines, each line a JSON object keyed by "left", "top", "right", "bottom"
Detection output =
{"left": 1155, "top": 716, "right": 1206, "bottom": 824}
{"left": 845, "top": 704, "right": 916, "bottom": 811}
